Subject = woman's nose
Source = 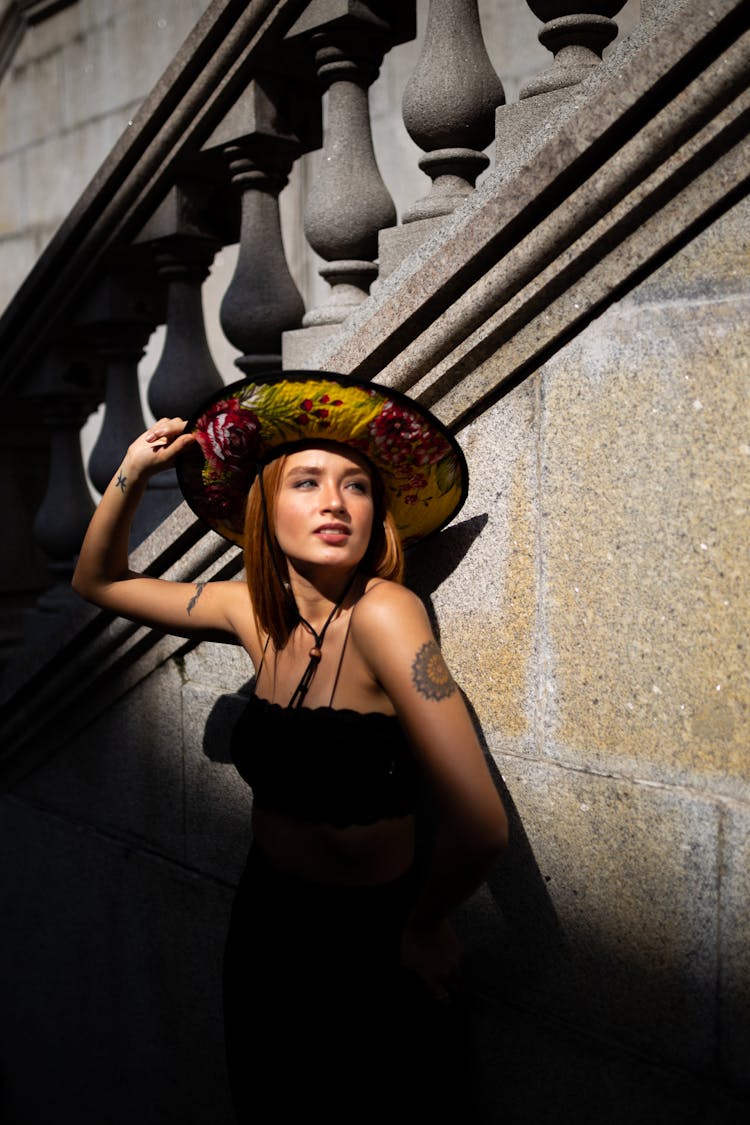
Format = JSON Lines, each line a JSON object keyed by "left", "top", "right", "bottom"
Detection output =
{"left": 321, "top": 484, "right": 346, "bottom": 513}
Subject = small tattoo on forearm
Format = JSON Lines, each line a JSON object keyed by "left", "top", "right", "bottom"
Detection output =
{"left": 187, "top": 581, "right": 206, "bottom": 616}
{"left": 411, "top": 640, "right": 456, "bottom": 701}
{"left": 115, "top": 470, "right": 127, "bottom": 492}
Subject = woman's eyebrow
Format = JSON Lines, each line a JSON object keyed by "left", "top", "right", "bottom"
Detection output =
{"left": 286, "top": 464, "right": 369, "bottom": 479}
{"left": 286, "top": 465, "right": 323, "bottom": 477}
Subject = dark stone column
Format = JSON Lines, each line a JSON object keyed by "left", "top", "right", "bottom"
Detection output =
{"left": 79, "top": 271, "right": 173, "bottom": 542}
{"left": 201, "top": 71, "right": 320, "bottom": 375}
{"left": 32, "top": 390, "right": 96, "bottom": 611}
{"left": 136, "top": 187, "right": 225, "bottom": 419}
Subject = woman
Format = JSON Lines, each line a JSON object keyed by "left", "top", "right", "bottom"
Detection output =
{"left": 72, "top": 371, "right": 508, "bottom": 1123}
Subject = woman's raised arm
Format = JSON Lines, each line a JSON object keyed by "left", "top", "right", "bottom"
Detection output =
{"left": 72, "top": 418, "right": 251, "bottom": 645}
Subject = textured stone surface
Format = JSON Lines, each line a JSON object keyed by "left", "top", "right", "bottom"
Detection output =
{"left": 1, "top": 1, "right": 748, "bottom": 1121}
{"left": 59, "top": 1, "right": 206, "bottom": 129}
{"left": 182, "top": 680, "right": 253, "bottom": 882}
{"left": 0, "top": 0, "right": 210, "bottom": 312}
{"left": 13, "top": 659, "right": 186, "bottom": 858}
{"left": 539, "top": 298, "right": 750, "bottom": 797}
{"left": 483, "top": 756, "right": 720, "bottom": 1069}
{"left": 0, "top": 794, "right": 235, "bottom": 1125}
{"left": 468, "top": 998, "right": 749, "bottom": 1125}
{"left": 180, "top": 638, "right": 254, "bottom": 693}
{"left": 720, "top": 804, "right": 750, "bottom": 1092}
{"left": 409, "top": 374, "right": 540, "bottom": 756}
{"left": 627, "top": 193, "right": 750, "bottom": 306}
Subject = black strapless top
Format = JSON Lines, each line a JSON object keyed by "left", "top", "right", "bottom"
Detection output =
{"left": 230, "top": 694, "right": 419, "bottom": 828}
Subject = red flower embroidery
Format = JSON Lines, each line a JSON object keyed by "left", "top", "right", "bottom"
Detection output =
{"left": 367, "top": 402, "right": 451, "bottom": 469}
{"left": 196, "top": 400, "right": 261, "bottom": 473}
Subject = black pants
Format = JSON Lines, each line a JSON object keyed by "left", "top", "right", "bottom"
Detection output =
{"left": 223, "top": 843, "right": 467, "bottom": 1123}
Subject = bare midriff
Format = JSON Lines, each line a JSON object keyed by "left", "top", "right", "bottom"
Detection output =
{"left": 251, "top": 807, "right": 416, "bottom": 885}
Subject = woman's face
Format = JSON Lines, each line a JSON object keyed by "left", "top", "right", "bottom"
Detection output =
{"left": 273, "top": 444, "right": 376, "bottom": 574}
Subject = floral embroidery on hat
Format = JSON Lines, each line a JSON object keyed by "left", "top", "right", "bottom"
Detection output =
{"left": 177, "top": 372, "right": 467, "bottom": 547}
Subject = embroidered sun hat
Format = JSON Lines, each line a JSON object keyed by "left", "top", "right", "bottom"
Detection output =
{"left": 176, "top": 370, "right": 468, "bottom": 547}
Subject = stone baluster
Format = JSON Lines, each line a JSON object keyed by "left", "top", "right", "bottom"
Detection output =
{"left": 137, "top": 188, "right": 225, "bottom": 419}
{"left": 80, "top": 272, "right": 174, "bottom": 541}
{"left": 31, "top": 385, "right": 96, "bottom": 611}
{"left": 494, "top": 2, "right": 626, "bottom": 179}
{"left": 220, "top": 144, "right": 304, "bottom": 374}
{"left": 401, "top": 0, "right": 505, "bottom": 223}
{"left": 282, "top": 2, "right": 416, "bottom": 362}
{"left": 201, "top": 73, "right": 320, "bottom": 375}
{"left": 301, "top": 30, "right": 396, "bottom": 326}
{"left": 87, "top": 325, "right": 153, "bottom": 494}
{"left": 520, "top": 2, "right": 626, "bottom": 101}
{"left": 377, "top": 0, "right": 503, "bottom": 281}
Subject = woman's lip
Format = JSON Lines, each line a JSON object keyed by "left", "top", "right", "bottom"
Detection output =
{"left": 314, "top": 526, "right": 351, "bottom": 542}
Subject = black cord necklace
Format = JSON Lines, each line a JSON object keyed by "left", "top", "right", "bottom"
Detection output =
{"left": 289, "top": 569, "right": 358, "bottom": 708}
{"left": 257, "top": 461, "right": 359, "bottom": 709}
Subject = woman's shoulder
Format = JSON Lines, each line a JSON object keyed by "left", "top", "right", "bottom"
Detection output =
{"left": 360, "top": 577, "right": 423, "bottom": 607}
{"left": 353, "top": 579, "right": 429, "bottom": 635}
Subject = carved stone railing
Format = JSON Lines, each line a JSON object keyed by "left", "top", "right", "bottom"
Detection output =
{"left": 0, "top": 0, "right": 511, "bottom": 632}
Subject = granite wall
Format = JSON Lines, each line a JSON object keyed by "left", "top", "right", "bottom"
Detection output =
{"left": 422, "top": 191, "right": 749, "bottom": 1122}
{"left": 0, "top": 0, "right": 209, "bottom": 313}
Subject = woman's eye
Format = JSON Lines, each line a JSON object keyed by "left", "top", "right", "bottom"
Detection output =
{"left": 293, "top": 478, "right": 317, "bottom": 489}
{"left": 347, "top": 480, "right": 369, "bottom": 494}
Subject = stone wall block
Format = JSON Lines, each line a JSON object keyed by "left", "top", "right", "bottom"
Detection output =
{"left": 0, "top": 230, "right": 37, "bottom": 311}
{"left": 538, "top": 299, "right": 750, "bottom": 798}
{"left": 11, "top": 660, "right": 186, "bottom": 859}
{"left": 0, "top": 151, "right": 25, "bottom": 234}
{"left": 626, "top": 194, "right": 750, "bottom": 307}
{"left": 414, "top": 374, "right": 541, "bottom": 754}
{"left": 0, "top": 795, "right": 235, "bottom": 1125}
{"left": 0, "top": 45, "right": 62, "bottom": 150}
{"left": 719, "top": 803, "right": 750, "bottom": 1093}
{"left": 60, "top": 0, "right": 203, "bottom": 131}
{"left": 467, "top": 994, "right": 747, "bottom": 1125}
{"left": 182, "top": 679, "right": 253, "bottom": 883}
{"left": 6, "top": 0, "right": 83, "bottom": 63}
{"left": 22, "top": 131, "right": 81, "bottom": 228}
{"left": 180, "top": 639, "right": 254, "bottom": 693}
{"left": 483, "top": 755, "right": 720, "bottom": 1070}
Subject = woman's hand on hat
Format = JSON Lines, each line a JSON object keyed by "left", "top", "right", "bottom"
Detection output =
{"left": 123, "top": 419, "right": 196, "bottom": 482}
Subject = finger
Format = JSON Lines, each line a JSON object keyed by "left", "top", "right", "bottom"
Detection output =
{"left": 170, "top": 432, "right": 197, "bottom": 453}
{"left": 145, "top": 418, "right": 188, "bottom": 442}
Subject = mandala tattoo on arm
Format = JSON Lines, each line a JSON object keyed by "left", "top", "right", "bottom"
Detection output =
{"left": 186, "top": 581, "right": 206, "bottom": 616}
{"left": 115, "top": 470, "right": 127, "bottom": 493}
{"left": 411, "top": 640, "right": 457, "bottom": 701}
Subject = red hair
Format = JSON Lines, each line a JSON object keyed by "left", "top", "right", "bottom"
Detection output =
{"left": 243, "top": 448, "right": 404, "bottom": 649}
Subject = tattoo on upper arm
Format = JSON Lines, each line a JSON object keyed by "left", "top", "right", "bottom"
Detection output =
{"left": 115, "top": 470, "right": 127, "bottom": 492}
{"left": 411, "top": 640, "right": 457, "bottom": 701}
{"left": 186, "top": 581, "right": 206, "bottom": 616}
